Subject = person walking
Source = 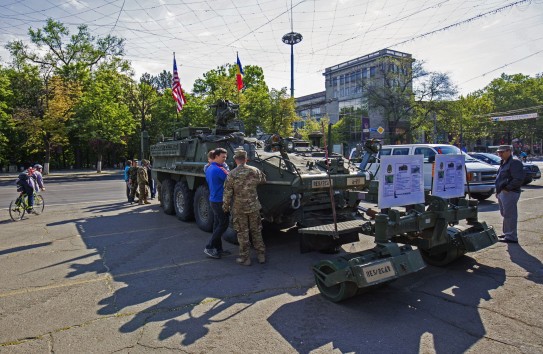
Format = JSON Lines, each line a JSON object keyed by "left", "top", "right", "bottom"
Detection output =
{"left": 137, "top": 160, "right": 151, "bottom": 205}
{"left": 495, "top": 145, "right": 525, "bottom": 243}
{"left": 128, "top": 160, "right": 139, "bottom": 203}
{"left": 204, "top": 148, "right": 230, "bottom": 259}
{"left": 124, "top": 160, "right": 132, "bottom": 200}
{"left": 223, "top": 148, "right": 267, "bottom": 266}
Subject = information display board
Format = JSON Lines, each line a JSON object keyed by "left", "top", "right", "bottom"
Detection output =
{"left": 431, "top": 154, "right": 466, "bottom": 198}
{"left": 378, "top": 155, "right": 424, "bottom": 209}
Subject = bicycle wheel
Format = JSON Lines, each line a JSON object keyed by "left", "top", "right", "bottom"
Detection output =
{"left": 9, "top": 199, "right": 25, "bottom": 221}
{"left": 33, "top": 194, "right": 45, "bottom": 215}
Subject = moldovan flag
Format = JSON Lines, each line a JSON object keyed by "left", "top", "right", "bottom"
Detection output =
{"left": 172, "top": 55, "right": 187, "bottom": 112}
{"left": 236, "top": 53, "right": 244, "bottom": 91}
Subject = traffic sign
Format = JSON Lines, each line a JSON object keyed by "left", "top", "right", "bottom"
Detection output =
{"left": 377, "top": 126, "right": 385, "bottom": 134}
{"left": 369, "top": 128, "right": 378, "bottom": 132}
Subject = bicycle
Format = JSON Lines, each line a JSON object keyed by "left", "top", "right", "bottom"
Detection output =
{"left": 9, "top": 192, "right": 45, "bottom": 221}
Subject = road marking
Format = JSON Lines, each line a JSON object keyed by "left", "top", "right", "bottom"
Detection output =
{"left": 520, "top": 195, "right": 543, "bottom": 203}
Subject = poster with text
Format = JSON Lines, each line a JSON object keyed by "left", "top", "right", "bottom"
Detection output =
{"left": 432, "top": 154, "right": 466, "bottom": 198}
{"left": 378, "top": 155, "right": 424, "bottom": 209}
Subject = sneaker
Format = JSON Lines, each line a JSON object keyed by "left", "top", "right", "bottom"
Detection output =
{"left": 204, "top": 248, "right": 221, "bottom": 259}
{"left": 257, "top": 254, "right": 266, "bottom": 264}
{"left": 236, "top": 257, "right": 251, "bottom": 266}
{"left": 218, "top": 250, "right": 232, "bottom": 256}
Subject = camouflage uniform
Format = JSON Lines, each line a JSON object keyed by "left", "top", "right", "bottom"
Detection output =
{"left": 137, "top": 160, "right": 151, "bottom": 204}
{"left": 223, "top": 151, "right": 266, "bottom": 262}
{"left": 128, "top": 164, "right": 139, "bottom": 202}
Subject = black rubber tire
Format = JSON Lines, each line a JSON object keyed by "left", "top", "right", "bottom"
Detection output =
{"left": 33, "top": 195, "right": 45, "bottom": 215}
{"left": 419, "top": 227, "right": 467, "bottom": 266}
{"left": 174, "top": 181, "right": 194, "bottom": 221}
{"left": 314, "top": 260, "right": 358, "bottom": 302}
{"left": 222, "top": 222, "right": 239, "bottom": 245}
{"left": 161, "top": 179, "right": 175, "bottom": 215}
{"left": 471, "top": 193, "right": 492, "bottom": 201}
{"left": 194, "top": 184, "right": 213, "bottom": 232}
{"left": 9, "top": 199, "right": 25, "bottom": 221}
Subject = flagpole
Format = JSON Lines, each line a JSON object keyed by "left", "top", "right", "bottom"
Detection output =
{"left": 236, "top": 51, "right": 240, "bottom": 105}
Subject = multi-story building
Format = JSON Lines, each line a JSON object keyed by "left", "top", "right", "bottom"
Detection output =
{"left": 295, "top": 48, "right": 413, "bottom": 144}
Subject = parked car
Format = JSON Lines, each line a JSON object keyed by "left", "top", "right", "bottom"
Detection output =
{"left": 468, "top": 152, "right": 541, "bottom": 185}
{"left": 364, "top": 144, "right": 498, "bottom": 200}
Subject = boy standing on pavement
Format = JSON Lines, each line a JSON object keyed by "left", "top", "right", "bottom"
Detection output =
{"left": 204, "top": 148, "right": 230, "bottom": 259}
{"left": 223, "top": 148, "right": 266, "bottom": 266}
{"left": 495, "top": 145, "right": 525, "bottom": 243}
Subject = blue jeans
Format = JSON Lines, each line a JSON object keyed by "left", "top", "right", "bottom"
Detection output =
{"left": 206, "top": 202, "right": 228, "bottom": 252}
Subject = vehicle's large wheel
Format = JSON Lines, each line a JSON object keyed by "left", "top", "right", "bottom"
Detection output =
{"left": 314, "top": 260, "right": 358, "bottom": 302}
{"left": 222, "top": 221, "right": 239, "bottom": 245}
{"left": 419, "top": 227, "right": 466, "bottom": 266}
{"left": 174, "top": 181, "right": 194, "bottom": 221}
{"left": 471, "top": 193, "right": 492, "bottom": 201}
{"left": 194, "top": 185, "right": 213, "bottom": 232}
{"left": 161, "top": 179, "right": 175, "bottom": 215}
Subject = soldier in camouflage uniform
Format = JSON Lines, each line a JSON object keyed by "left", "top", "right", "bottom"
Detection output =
{"left": 128, "top": 160, "right": 139, "bottom": 203}
{"left": 223, "top": 149, "right": 266, "bottom": 265}
{"left": 137, "top": 160, "right": 151, "bottom": 205}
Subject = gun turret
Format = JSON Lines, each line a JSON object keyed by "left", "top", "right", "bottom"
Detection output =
{"left": 210, "top": 99, "right": 240, "bottom": 129}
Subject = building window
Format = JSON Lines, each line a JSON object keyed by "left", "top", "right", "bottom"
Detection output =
{"left": 370, "top": 66, "right": 376, "bottom": 77}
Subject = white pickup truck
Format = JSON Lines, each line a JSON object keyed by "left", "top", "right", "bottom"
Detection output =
{"left": 351, "top": 143, "right": 498, "bottom": 200}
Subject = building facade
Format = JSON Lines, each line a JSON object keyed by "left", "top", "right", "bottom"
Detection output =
{"left": 296, "top": 48, "right": 413, "bottom": 144}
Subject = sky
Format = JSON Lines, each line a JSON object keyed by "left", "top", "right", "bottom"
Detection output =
{"left": 0, "top": 0, "right": 542, "bottom": 99}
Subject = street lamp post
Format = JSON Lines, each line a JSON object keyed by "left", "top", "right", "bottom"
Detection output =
{"left": 282, "top": 32, "right": 302, "bottom": 98}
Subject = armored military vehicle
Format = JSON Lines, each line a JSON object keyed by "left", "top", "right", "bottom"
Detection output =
{"left": 150, "top": 100, "right": 368, "bottom": 251}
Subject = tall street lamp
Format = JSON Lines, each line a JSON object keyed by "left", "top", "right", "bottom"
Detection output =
{"left": 282, "top": 31, "right": 302, "bottom": 98}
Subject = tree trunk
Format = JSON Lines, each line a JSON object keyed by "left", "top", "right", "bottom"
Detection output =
{"left": 97, "top": 153, "right": 102, "bottom": 173}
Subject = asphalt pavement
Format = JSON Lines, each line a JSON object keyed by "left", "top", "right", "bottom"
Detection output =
{"left": 0, "top": 168, "right": 542, "bottom": 353}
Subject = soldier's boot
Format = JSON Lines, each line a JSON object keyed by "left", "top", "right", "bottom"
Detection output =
{"left": 257, "top": 253, "right": 266, "bottom": 264}
{"left": 144, "top": 199, "right": 151, "bottom": 205}
{"left": 236, "top": 257, "right": 251, "bottom": 266}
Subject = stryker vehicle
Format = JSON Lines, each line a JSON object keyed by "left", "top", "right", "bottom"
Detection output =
{"left": 150, "top": 99, "right": 368, "bottom": 251}
{"left": 301, "top": 139, "right": 498, "bottom": 302}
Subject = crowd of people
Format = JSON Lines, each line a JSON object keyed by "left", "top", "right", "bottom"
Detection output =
{"left": 124, "top": 159, "right": 155, "bottom": 205}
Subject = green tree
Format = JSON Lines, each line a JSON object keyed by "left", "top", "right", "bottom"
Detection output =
{"left": 363, "top": 58, "right": 457, "bottom": 144}
{"left": 75, "top": 68, "right": 135, "bottom": 172}
{"left": 0, "top": 68, "right": 15, "bottom": 168}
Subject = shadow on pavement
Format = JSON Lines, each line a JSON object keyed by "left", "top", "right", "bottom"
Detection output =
{"left": 51, "top": 204, "right": 316, "bottom": 346}
{"left": 46, "top": 200, "right": 507, "bottom": 350}
{"left": 268, "top": 257, "right": 505, "bottom": 353}
{"left": 0, "top": 242, "right": 52, "bottom": 256}
{"left": 506, "top": 244, "right": 543, "bottom": 284}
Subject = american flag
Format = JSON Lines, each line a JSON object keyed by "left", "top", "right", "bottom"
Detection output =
{"left": 172, "top": 56, "right": 187, "bottom": 112}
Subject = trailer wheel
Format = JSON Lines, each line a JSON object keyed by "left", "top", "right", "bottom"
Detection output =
{"left": 174, "top": 181, "right": 194, "bottom": 221}
{"left": 419, "top": 227, "right": 466, "bottom": 266}
{"left": 161, "top": 179, "right": 175, "bottom": 215}
{"left": 194, "top": 184, "right": 213, "bottom": 232}
{"left": 314, "top": 260, "right": 357, "bottom": 302}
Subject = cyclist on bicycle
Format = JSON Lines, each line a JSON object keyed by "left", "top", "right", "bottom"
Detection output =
{"left": 32, "top": 164, "right": 46, "bottom": 191}
{"left": 15, "top": 168, "right": 37, "bottom": 213}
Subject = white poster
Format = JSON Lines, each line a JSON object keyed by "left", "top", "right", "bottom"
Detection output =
{"left": 378, "top": 155, "right": 424, "bottom": 209}
{"left": 432, "top": 154, "right": 466, "bottom": 198}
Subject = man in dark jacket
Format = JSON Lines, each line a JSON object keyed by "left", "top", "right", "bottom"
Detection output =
{"left": 495, "top": 145, "right": 525, "bottom": 243}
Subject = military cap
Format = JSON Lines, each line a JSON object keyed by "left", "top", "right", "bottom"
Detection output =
{"left": 234, "top": 148, "right": 247, "bottom": 159}
{"left": 496, "top": 145, "right": 512, "bottom": 152}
